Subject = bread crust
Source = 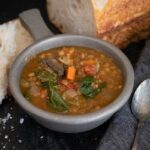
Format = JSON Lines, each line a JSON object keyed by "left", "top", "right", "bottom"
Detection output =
{"left": 99, "top": 11, "right": 150, "bottom": 48}
{"left": 95, "top": 0, "right": 150, "bottom": 33}
{"left": 92, "top": 0, "right": 150, "bottom": 48}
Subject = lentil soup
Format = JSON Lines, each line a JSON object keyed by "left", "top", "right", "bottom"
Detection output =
{"left": 20, "top": 47, "right": 124, "bottom": 115}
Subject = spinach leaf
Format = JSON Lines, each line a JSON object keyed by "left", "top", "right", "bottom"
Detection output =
{"left": 81, "top": 76, "right": 95, "bottom": 86}
{"left": 50, "top": 88, "right": 68, "bottom": 111}
{"left": 80, "top": 76, "right": 107, "bottom": 98}
{"left": 35, "top": 68, "right": 68, "bottom": 111}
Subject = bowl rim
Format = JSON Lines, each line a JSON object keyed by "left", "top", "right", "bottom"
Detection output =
{"left": 9, "top": 34, "right": 134, "bottom": 125}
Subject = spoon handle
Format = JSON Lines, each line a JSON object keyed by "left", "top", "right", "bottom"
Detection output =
{"left": 132, "top": 121, "right": 144, "bottom": 150}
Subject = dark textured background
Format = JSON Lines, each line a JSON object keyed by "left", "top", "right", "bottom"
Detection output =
{"left": 0, "top": 0, "right": 146, "bottom": 149}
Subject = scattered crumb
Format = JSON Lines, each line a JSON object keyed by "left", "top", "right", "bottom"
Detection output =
{"left": 10, "top": 126, "right": 14, "bottom": 129}
{"left": 10, "top": 126, "right": 15, "bottom": 131}
{"left": 40, "top": 136, "right": 44, "bottom": 139}
{"left": 2, "top": 145, "right": 5, "bottom": 149}
{"left": 19, "top": 118, "right": 24, "bottom": 124}
{"left": 10, "top": 107, "right": 13, "bottom": 110}
{"left": 18, "top": 139, "right": 22, "bottom": 143}
{"left": 0, "top": 113, "right": 11, "bottom": 124}
{"left": 4, "top": 135, "right": 8, "bottom": 139}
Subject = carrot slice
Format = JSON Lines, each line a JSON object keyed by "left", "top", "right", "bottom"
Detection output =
{"left": 40, "top": 89, "right": 48, "bottom": 99}
{"left": 67, "top": 66, "right": 76, "bottom": 81}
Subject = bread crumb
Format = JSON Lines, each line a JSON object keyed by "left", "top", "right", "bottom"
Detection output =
{"left": 19, "top": 118, "right": 24, "bottom": 124}
{"left": 4, "top": 135, "right": 8, "bottom": 139}
{"left": 18, "top": 139, "right": 22, "bottom": 143}
{"left": 0, "top": 113, "right": 11, "bottom": 124}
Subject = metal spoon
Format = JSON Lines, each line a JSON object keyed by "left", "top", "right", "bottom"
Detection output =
{"left": 131, "top": 79, "right": 150, "bottom": 150}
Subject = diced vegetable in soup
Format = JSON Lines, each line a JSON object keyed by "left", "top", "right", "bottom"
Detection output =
{"left": 20, "top": 47, "right": 124, "bottom": 115}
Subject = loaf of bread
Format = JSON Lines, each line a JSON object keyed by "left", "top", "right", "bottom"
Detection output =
{"left": 0, "top": 19, "right": 33, "bottom": 104}
{"left": 47, "top": 0, "right": 150, "bottom": 48}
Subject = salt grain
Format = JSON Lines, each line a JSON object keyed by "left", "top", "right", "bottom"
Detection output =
{"left": 19, "top": 118, "right": 24, "bottom": 124}
{"left": 18, "top": 139, "right": 22, "bottom": 143}
{"left": 0, "top": 113, "right": 11, "bottom": 124}
{"left": 10, "top": 107, "right": 13, "bottom": 110}
{"left": 10, "top": 126, "right": 15, "bottom": 131}
{"left": 4, "top": 135, "right": 8, "bottom": 139}
{"left": 10, "top": 126, "right": 14, "bottom": 129}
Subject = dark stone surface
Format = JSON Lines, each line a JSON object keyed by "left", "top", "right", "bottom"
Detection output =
{"left": 0, "top": 0, "right": 148, "bottom": 150}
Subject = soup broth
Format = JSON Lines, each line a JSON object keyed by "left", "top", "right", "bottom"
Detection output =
{"left": 20, "top": 47, "right": 124, "bottom": 115}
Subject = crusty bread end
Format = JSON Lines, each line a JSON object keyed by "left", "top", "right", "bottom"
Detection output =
{"left": 47, "top": 0, "right": 150, "bottom": 48}
{"left": 100, "top": 11, "right": 150, "bottom": 48}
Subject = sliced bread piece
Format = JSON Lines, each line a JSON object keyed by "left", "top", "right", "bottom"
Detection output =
{"left": 47, "top": 0, "right": 150, "bottom": 48}
{"left": 0, "top": 19, "right": 33, "bottom": 104}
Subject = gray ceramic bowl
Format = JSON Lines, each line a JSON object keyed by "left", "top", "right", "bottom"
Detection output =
{"left": 9, "top": 9, "right": 134, "bottom": 133}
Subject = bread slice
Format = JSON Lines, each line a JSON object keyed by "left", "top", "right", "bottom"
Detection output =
{"left": 47, "top": 0, "right": 150, "bottom": 48}
{"left": 0, "top": 19, "right": 33, "bottom": 104}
